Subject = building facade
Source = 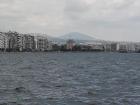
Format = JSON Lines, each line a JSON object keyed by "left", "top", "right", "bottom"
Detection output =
{"left": 111, "top": 43, "right": 117, "bottom": 52}
{"left": 90, "top": 43, "right": 104, "bottom": 51}
{"left": 35, "top": 36, "right": 48, "bottom": 51}
{"left": 6, "top": 31, "right": 20, "bottom": 51}
{"left": 135, "top": 43, "right": 140, "bottom": 52}
{"left": 66, "top": 39, "right": 75, "bottom": 50}
{"left": 19, "top": 34, "right": 35, "bottom": 51}
{"left": 118, "top": 43, "right": 128, "bottom": 52}
{"left": 104, "top": 43, "right": 111, "bottom": 52}
{"left": 0, "top": 32, "right": 9, "bottom": 51}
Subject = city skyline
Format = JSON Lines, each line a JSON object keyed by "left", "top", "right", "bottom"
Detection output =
{"left": 0, "top": 0, "right": 140, "bottom": 41}
{"left": 0, "top": 31, "right": 140, "bottom": 53}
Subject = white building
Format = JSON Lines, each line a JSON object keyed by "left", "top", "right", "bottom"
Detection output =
{"left": 127, "top": 43, "right": 136, "bottom": 52}
{"left": 135, "top": 43, "right": 140, "bottom": 52}
{"left": 0, "top": 32, "right": 9, "bottom": 51}
{"left": 117, "top": 42, "right": 136, "bottom": 52}
{"left": 19, "top": 34, "right": 35, "bottom": 51}
{"left": 34, "top": 36, "right": 48, "bottom": 51}
{"left": 89, "top": 43, "right": 104, "bottom": 51}
{"left": 104, "top": 43, "right": 111, "bottom": 52}
{"left": 117, "top": 43, "right": 128, "bottom": 52}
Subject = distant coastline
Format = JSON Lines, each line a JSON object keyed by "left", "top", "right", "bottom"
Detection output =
{"left": 0, "top": 31, "right": 140, "bottom": 53}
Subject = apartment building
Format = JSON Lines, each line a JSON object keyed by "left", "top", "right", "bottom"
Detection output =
{"left": 35, "top": 36, "right": 48, "bottom": 51}
{"left": 6, "top": 31, "right": 20, "bottom": 51}
{"left": 0, "top": 32, "right": 9, "bottom": 51}
{"left": 19, "top": 34, "right": 35, "bottom": 51}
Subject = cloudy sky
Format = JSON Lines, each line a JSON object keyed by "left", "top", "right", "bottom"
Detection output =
{"left": 0, "top": 0, "right": 140, "bottom": 41}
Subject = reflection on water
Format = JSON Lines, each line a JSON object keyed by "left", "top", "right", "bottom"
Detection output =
{"left": 0, "top": 52, "right": 140, "bottom": 105}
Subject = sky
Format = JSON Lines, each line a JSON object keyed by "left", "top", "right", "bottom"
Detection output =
{"left": 0, "top": 0, "right": 140, "bottom": 41}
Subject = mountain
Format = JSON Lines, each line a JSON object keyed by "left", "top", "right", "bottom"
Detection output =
{"left": 31, "top": 32, "right": 102, "bottom": 45}
{"left": 59, "top": 32, "right": 96, "bottom": 41}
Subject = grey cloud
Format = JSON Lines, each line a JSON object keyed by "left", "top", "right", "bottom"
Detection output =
{"left": 0, "top": 0, "right": 140, "bottom": 41}
{"left": 64, "top": 0, "right": 136, "bottom": 22}
{"left": 65, "top": 0, "right": 91, "bottom": 13}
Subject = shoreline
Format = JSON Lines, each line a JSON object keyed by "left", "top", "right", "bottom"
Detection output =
{"left": 0, "top": 51, "right": 139, "bottom": 53}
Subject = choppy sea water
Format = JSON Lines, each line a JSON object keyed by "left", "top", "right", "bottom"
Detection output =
{"left": 0, "top": 52, "right": 140, "bottom": 105}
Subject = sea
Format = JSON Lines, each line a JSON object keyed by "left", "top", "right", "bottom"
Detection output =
{"left": 0, "top": 52, "right": 140, "bottom": 105}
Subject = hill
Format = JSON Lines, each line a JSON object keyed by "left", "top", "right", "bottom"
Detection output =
{"left": 59, "top": 32, "right": 96, "bottom": 41}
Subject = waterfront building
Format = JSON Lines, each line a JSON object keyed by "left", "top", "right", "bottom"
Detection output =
{"left": 35, "top": 36, "right": 48, "bottom": 51}
{"left": 47, "top": 41, "right": 53, "bottom": 51}
{"left": 117, "top": 42, "right": 136, "bottom": 52}
{"left": 127, "top": 43, "right": 136, "bottom": 52}
{"left": 66, "top": 39, "right": 75, "bottom": 50}
{"left": 135, "top": 43, "right": 140, "bottom": 52}
{"left": 104, "top": 43, "right": 111, "bottom": 52}
{"left": 0, "top": 32, "right": 9, "bottom": 51}
{"left": 118, "top": 43, "right": 128, "bottom": 52}
{"left": 111, "top": 43, "right": 117, "bottom": 52}
{"left": 90, "top": 43, "right": 104, "bottom": 51}
{"left": 80, "top": 44, "right": 90, "bottom": 51}
{"left": 6, "top": 31, "right": 20, "bottom": 51}
{"left": 19, "top": 34, "right": 35, "bottom": 51}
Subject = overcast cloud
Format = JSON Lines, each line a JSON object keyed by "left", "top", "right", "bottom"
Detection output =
{"left": 0, "top": 0, "right": 140, "bottom": 41}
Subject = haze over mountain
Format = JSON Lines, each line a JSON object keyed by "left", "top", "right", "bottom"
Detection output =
{"left": 59, "top": 32, "right": 96, "bottom": 41}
